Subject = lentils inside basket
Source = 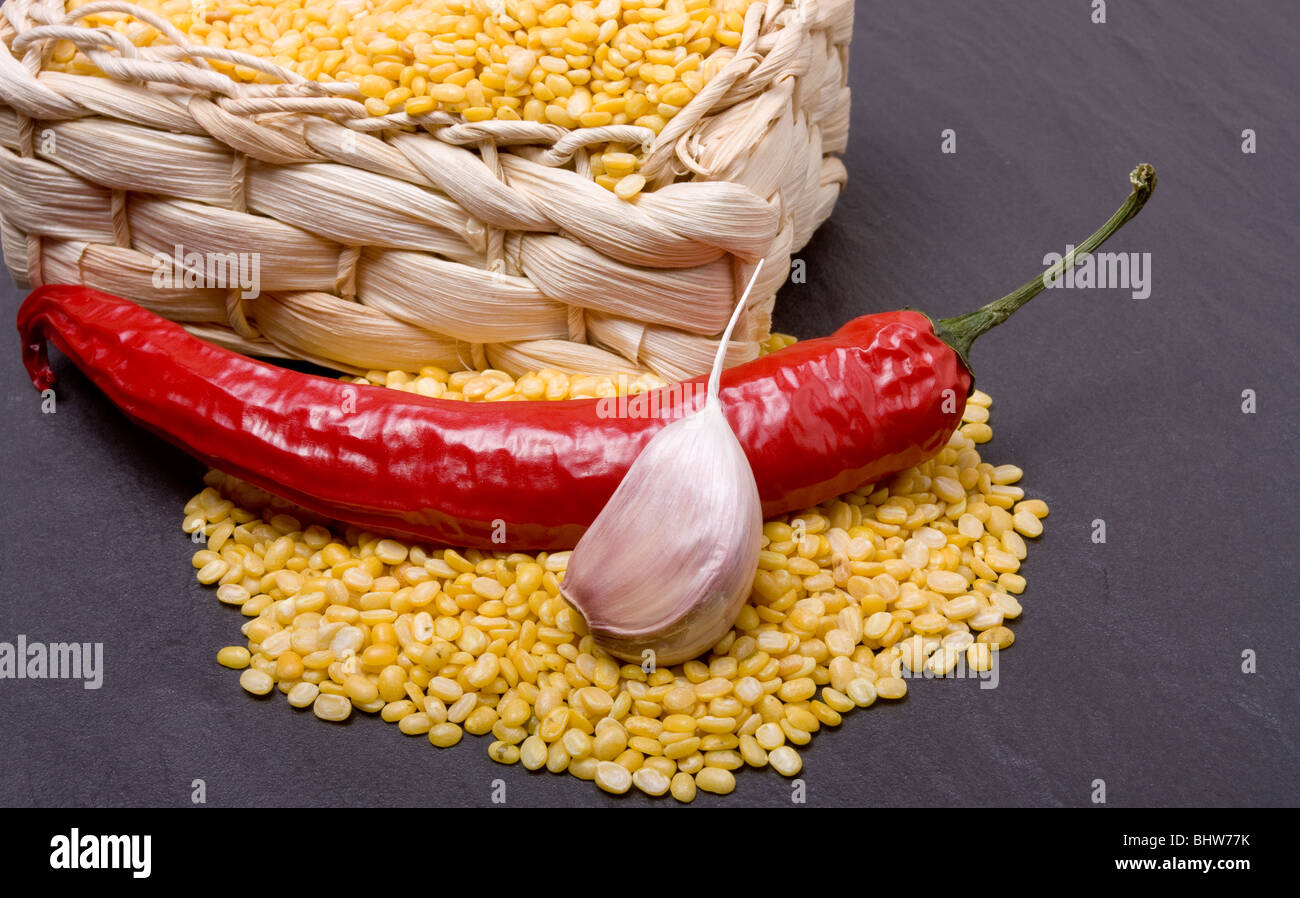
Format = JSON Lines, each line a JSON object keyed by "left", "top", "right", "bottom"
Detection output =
{"left": 190, "top": 335, "right": 1048, "bottom": 802}
{"left": 57, "top": 0, "right": 758, "bottom": 196}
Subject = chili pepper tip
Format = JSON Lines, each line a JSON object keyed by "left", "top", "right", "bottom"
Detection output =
{"left": 22, "top": 338, "right": 55, "bottom": 392}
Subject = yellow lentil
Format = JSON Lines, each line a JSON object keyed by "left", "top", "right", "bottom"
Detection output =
{"left": 632, "top": 767, "right": 671, "bottom": 796}
{"left": 520, "top": 735, "right": 548, "bottom": 770}
{"left": 670, "top": 771, "right": 697, "bottom": 803}
{"left": 287, "top": 681, "right": 319, "bottom": 708}
{"left": 69, "top": 0, "right": 762, "bottom": 195}
{"left": 397, "top": 712, "right": 433, "bottom": 735}
{"left": 1015, "top": 499, "right": 1051, "bottom": 518}
{"left": 569, "top": 757, "right": 599, "bottom": 780}
{"left": 695, "top": 767, "right": 736, "bottom": 795}
{"left": 196, "top": 344, "right": 1044, "bottom": 802}
{"left": 312, "top": 693, "right": 351, "bottom": 722}
{"left": 768, "top": 746, "right": 802, "bottom": 777}
{"left": 1013, "top": 511, "right": 1044, "bottom": 538}
{"left": 594, "top": 760, "right": 632, "bottom": 794}
{"left": 846, "top": 678, "right": 877, "bottom": 708}
{"left": 875, "top": 677, "right": 908, "bottom": 700}
{"left": 217, "top": 646, "right": 251, "bottom": 669}
{"left": 428, "top": 722, "right": 464, "bottom": 748}
{"left": 239, "top": 668, "right": 273, "bottom": 695}
{"left": 738, "top": 735, "right": 768, "bottom": 767}
{"left": 489, "top": 741, "right": 521, "bottom": 765}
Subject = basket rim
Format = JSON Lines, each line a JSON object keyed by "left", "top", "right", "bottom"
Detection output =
{"left": 0, "top": 0, "right": 812, "bottom": 182}
{"left": 0, "top": 0, "right": 852, "bottom": 381}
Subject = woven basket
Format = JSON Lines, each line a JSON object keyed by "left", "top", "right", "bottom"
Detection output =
{"left": 0, "top": 0, "right": 851, "bottom": 380}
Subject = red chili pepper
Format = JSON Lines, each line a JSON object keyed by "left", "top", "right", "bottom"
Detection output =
{"left": 16, "top": 166, "right": 1154, "bottom": 550}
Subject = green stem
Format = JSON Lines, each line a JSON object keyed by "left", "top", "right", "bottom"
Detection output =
{"left": 935, "top": 163, "right": 1157, "bottom": 373}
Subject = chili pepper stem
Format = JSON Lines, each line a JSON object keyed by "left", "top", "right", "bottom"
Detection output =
{"left": 935, "top": 163, "right": 1157, "bottom": 373}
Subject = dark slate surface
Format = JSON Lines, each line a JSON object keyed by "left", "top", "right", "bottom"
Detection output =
{"left": 1, "top": 0, "right": 1296, "bottom": 807}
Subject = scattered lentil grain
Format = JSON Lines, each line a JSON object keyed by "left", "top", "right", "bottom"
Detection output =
{"left": 196, "top": 341, "right": 1044, "bottom": 802}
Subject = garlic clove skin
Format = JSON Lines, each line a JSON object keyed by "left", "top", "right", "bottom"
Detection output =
{"left": 560, "top": 261, "right": 767, "bottom": 668}
{"left": 559, "top": 399, "right": 762, "bottom": 667}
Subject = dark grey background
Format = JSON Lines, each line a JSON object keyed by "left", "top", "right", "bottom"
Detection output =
{"left": 1, "top": 0, "right": 1296, "bottom": 807}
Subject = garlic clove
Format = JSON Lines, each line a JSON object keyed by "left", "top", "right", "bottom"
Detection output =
{"left": 560, "top": 263, "right": 765, "bottom": 667}
{"left": 559, "top": 400, "right": 762, "bottom": 666}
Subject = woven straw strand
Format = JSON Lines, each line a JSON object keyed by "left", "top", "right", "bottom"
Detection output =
{"left": 0, "top": 0, "right": 855, "bottom": 380}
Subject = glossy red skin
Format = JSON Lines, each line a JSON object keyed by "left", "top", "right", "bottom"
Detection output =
{"left": 18, "top": 285, "right": 970, "bottom": 550}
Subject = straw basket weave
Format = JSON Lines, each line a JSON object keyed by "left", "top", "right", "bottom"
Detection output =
{"left": 0, "top": 0, "right": 852, "bottom": 380}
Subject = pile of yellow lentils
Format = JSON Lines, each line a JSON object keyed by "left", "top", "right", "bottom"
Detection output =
{"left": 55, "top": 0, "right": 756, "bottom": 196}
{"left": 186, "top": 334, "right": 1047, "bottom": 801}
